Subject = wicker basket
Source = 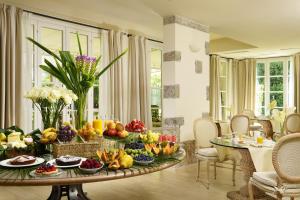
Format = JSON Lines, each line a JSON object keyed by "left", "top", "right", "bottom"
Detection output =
{"left": 53, "top": 141, "right": 101, "bottom": 158}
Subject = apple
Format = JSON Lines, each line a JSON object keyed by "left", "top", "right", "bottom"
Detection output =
{"left": 107, "top": 122, "right": 116, "bottom": 130}
{"left": 103, "top": 130, "right": 109, "bottom": 136}
{"left": 116, "top": 123, "right": 124, "bottom": 132}
{"left": 108, "top": 129, "right": 117, "bottom": 136}
{"left": 118, "top": 130, "right": 128, "bottom": 138}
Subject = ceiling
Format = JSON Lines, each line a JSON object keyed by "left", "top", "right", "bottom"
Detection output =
{"left": 3, "top": 0, "right": 300, "bottom": 58}
{"left": 140, "top": 0, "right": 300, "bottom": 58}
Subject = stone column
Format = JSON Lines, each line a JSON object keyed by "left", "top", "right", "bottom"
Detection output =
{"left": 162, "top": 16, "right": 210, "bottom": 142}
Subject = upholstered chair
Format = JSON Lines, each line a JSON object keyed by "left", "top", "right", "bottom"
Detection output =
{"left": 230, "top": 115, "right": 250, "bottom": 135}
{"left": 285, "top": 113, "right": 300, "bottom": 134}
{"left": 194, "top": 118, "right": 236, "bottom": 189}
{"left": 248, "top": 133, "right": 300, "bottom": 200}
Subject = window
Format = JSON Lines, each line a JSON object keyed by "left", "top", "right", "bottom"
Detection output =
{"left": 29, "top": 15, "right": 102, "bottom": 129}
{"left": 255, "top": 57, "right": 293, "bottom": 116}
{"left": 219, "top": 59, "right": 231, "bottom": 121}
{"left": 150, "top": 48, "right": 162, "bottom": 127}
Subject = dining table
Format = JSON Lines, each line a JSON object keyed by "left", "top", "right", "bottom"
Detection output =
{"left": 210, "top": 136, "right": 276, "bottom": 200}
{"left": 0, "top": 150, "right": 185, "bottom": 200}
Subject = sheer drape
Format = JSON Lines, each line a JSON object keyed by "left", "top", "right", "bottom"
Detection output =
{"left": 293, "top": 53, "right": 300, "bottom": 113}
{"left": 209, "top": 56, "right": 256, "bottom": 120}
{"left": 102, "top": 30, "right": 128, "bottom": 123}
{"left": 233, "top": 59, "right": 256, "bottom": 114}
{"left": 128, "top": 35, "right": 152, "bottom": 128}
{"left": 0, "top": 4, "right": 26, "bottom": 129}
{"left": 209, "top": 55, "right": 221, "bottom": 120}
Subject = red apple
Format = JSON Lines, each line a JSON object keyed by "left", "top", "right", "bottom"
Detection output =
{"left": 108, "top": 129, "right": 117, "bottom": 136}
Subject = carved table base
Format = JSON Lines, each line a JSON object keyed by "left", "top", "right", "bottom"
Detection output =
{"left": 47, "top": 184, "right": 89, "bottom": 200}
{"left": 227, "top": 148, "right": 275, "bottom": 200}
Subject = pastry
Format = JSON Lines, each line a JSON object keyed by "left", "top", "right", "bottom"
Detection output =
{"left": 10, "top": 155, "right": 36, "bottom": 165}
{"left": 55, "top": 155, "right": 81, "bottom": 166}
{"left": 35, "top": 163, "right": 58, "bottom": 175}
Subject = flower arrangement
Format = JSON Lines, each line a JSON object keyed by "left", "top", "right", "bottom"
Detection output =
{"left": 269, "top": 100, "right": 296, "bottom": 133}
{"left": 27, "top": 33, "right": 127, "bottom": 129}
{"left": 25, "top": 86, "right": 78, "bottom": 129}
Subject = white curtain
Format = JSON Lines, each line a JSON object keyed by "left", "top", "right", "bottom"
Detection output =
{"left": 294, "top": 53, "right": 300, "bottom": 113}
{"left": 209, "top": 55, "right": 221, "bottom": 120}
{"left": 100, "top": 30, "right": 128, "bottom": 123}
{"left": 128, "top": 35, "right": 152, "bottom": 128}
{"left": 232, "top": 59, "right": 256, "bottom": 114}
{"left": 0, "top": 4, "right": 28, "bottom": 129}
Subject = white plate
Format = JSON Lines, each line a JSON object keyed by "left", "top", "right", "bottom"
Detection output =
{"left": 79, "top": 164, "right": 103, "bottom": 174}
{"left": 29, "top": 169, "right": 63, "bottom": 177}
{"left": 0, "top": 157, "right": 45, "bottom": 168}
{"left": 48, "top": 157, "right": 86, "bottom": 168}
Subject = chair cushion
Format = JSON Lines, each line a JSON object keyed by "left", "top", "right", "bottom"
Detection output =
{"left": 196, "top": 148, "right": 218, "bottom": 157}
{"left": 253, "top": 171, "right": 277, "bottom": 187}
{"left": 253, "top": 171, "right": 300, "bottom": 189}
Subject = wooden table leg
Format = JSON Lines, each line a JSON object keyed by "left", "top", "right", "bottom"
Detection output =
{"left": 47, "top": 184, "right": 89, "bottom": 200}
{"left": 227, "top": 149, "right": 275, "bottom": 200}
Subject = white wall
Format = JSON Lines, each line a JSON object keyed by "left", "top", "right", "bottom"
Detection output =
{"left": 163, "top": 22, "right": 210, "bottom": 141}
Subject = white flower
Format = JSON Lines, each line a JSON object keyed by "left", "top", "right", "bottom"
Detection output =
{"left": 63, "top": 95, "right": 73, "bottom": 105}
{"left": 39, "top": 87, "right": 50, "bottom": 99}
{"left": 25, "top": 86, "right": 77, "bottom": 105}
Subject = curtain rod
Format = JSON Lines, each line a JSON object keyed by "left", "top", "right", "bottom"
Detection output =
{"left": 24, "top": 9, "right": 163, "bottom": 44}
{"left": 210, "top": 54, "right": 293, "bottom": 60}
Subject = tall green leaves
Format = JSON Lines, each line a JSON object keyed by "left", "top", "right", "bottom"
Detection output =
{"left": 76, "top": 33, "right": 83, "bottom": 56}
{"left": 27, "top": 32, "right": 127, "bottom": 94}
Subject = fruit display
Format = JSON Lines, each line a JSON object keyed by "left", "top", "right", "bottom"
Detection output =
{"left": 35, "top": 163, "right": 58, "bottom": 175}
{"left": 139, "top": 131, "right": 160, "bottom": 144}
{"left": 125, "top": 148, "right": 154, "bottom": 158}
{"left": 124, "top": 142, "right": 144, "bottom": 150}
{"left": 78, "top": 122, "right": 97, "bottom": 141}
{"left": 57, "top": 123, "right": 77, "bottom": 143}
{"left": 96, "top": 149, "right": 133, "bottom": 170}
{"left": 144, "top": 142, "right": 179, "bottom": 156}
{"left": 134, "top": 154, "right": 154, "bottom": 162}
{"left": 40, "top": 128, "right": 57, "bottom": 144}
{"left": 103, "top": 121, "right": 128, "bottom": 139}
{"left": 159, "top": 134, "right": 177, "bottom": 143}
{"left": 80, "top": 159, "right": 102, "bottom": 169}
{"left": 125, "top": 119, "right": 146, "bottom": 133}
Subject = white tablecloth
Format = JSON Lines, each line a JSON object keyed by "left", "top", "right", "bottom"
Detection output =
{"left": 248, "top": 146, "right": 274, "bottom": 171}
{"left": 215, "top": 139, "right": 275, "bottom": 172}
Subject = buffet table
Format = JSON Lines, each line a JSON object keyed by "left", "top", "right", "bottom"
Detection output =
{"left": 210, "top": 137, "right": 275, "bottom": 200}
{"left": 0, "top": 151, "right": 185, "bottom": 200}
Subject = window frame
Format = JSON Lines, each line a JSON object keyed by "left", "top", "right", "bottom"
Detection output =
{"left": 149, "top": 41, "right": 163, "bottom": 127}
{"left": 255, "top": 57, "right": 292, "bottom": 116}
{"left": 29, "top": 15, "right": 103, "bottom": 129}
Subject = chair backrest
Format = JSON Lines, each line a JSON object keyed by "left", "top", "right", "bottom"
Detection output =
{"left": 272, "top": 133, "right": 300, "bottom": 183}
{"left": 241, "top": 109, "right": 255, "bottom": 119}
{"left": 193, "top": 118, "right": 218, "bottom": 148}
{"left": 230, "top": 115, "right": 250, "bottom": 134}
{"left": 285, "top": 113, "right": 300, "bottom": 134}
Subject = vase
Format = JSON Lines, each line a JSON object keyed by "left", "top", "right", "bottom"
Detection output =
{"left": 40, "top": 106, "right": 63, "bottom": 130}
{"left": 74, "top": 94, "right": 88, "bottom": 129}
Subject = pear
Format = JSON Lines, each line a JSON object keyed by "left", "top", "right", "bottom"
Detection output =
{"left": 119, "top": 155, "right": 133, "bottom": 169}
{"left": 0, "top": 133, "right": 6, "bottom": 142}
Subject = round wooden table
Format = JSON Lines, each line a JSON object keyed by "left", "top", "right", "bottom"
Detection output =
{"left": 0, "top": 151, "right": 185, "bottom": 200}
{"left": 210, "top": 138, "right": 274, "bottom": 200}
